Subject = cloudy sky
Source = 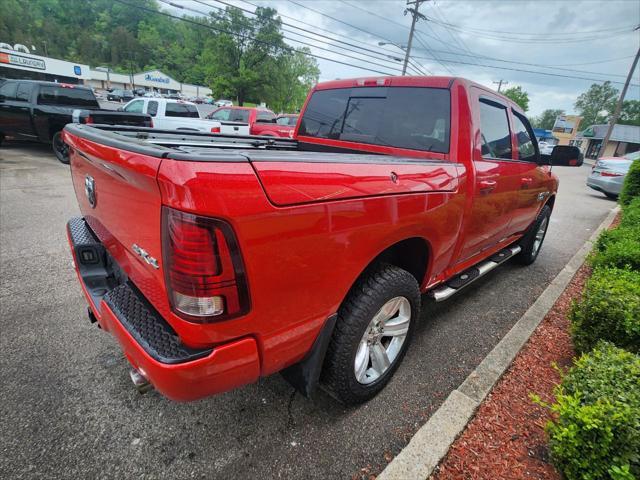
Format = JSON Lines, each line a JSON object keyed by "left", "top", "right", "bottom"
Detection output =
{"left": 180, "top": 0, "right": 640, "bottom": 116}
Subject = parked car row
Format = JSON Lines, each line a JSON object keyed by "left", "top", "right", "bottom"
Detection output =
{"left": 587, "top": 150, "right": 639, "bottom": 199}
{"left": 0, "top": 79, "right": 152, "bottom": 163}
{"left": 206, "top": 106, "right": 297, "bottom": 137}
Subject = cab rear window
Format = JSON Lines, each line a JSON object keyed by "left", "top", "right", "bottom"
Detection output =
{"left": 37, "top": 86, "right": 99, "bottom": 107}
{"left": 298, "top": 86, "right": 450, "bottom": 154}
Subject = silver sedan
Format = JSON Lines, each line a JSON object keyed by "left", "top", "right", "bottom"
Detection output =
{"left": 587, "top": 151, "right": 638, "bottom": 199}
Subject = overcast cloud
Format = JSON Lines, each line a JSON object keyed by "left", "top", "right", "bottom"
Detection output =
{"left": 182, "top": 0, "right": 640, "bottom": 116}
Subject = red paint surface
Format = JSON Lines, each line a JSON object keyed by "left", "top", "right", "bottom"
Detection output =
{"left": 64, "top": 76, "right": 561, "bottom": 401}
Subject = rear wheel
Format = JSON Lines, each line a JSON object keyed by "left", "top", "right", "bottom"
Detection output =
{"left": 52, "top": 131, "right": 70, "bottom": 164}
{"left": 322, "top": 264, "right": 420, "bottom": 405}
{"left": 604, "top": 192, "right": 618, "bottom": 200}
{"left": 516, "top": 205, "right": 551, "bottom": 265}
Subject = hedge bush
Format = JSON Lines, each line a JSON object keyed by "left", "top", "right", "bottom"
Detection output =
{"left": 546, "top": 343, "right": 640, "bottom": 480}
{"left": 620, "top": 197, "right": 640, "bottom": 228}
{"left": 619, "top": 159, "right": 640, "bottom": 206}
{"left": 591, "top": 225, "right": 640, "bottom": 270}
{"left": 570, "top": 267, "right": 640, "bottom": 354}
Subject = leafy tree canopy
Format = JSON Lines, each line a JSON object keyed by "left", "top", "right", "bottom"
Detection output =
{"left": 574, "top": 81, "right": 619, "bottom": 128}
{"left": 0, "top": 0, "right": 319, "bottom": 111}
{"left": 531, "top": 109, "right": 565, "bottom": 130}
{"left": 502, "top": 85, "right": 529, "bottom": 112}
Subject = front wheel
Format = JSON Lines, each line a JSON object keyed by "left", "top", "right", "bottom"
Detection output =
{"left": 516, "top": 205, "right": 551, "bottom": 265}
{"left": 321, "top": 264, "right": 421, "bottom": 405}
{"left": 52, "top": 131, "right": 70, "bottom": 164}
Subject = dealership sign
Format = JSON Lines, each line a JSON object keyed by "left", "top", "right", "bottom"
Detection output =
{"left": 144, "top": 73, "right": 170, "bottom": 84}
{"left": 0, "top": 52, "right": 46, "bottom": 70}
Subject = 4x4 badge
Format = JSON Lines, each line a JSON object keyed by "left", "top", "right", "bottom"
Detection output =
{"left": 132, "top": 244, "right": 159, "bottom": 269}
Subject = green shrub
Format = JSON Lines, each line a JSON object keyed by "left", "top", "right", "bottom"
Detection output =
{"left": 591, "top": 225, "right": 640, "bottom": 270}
{"left": 621, "top": 197, "right": 640, "bottom": 228}
{"left": 546, "top": 343, "right": 640, "bottom": 480}
{"left": 570, "top": 267, "right": 640, "bottom": 353}
{"left": 620, "top": 159, "right": 640, "bottom": 206}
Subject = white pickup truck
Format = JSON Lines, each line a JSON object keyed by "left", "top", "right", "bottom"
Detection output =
{"left": 121, "top": 98, "right": 249, "bottom": 135}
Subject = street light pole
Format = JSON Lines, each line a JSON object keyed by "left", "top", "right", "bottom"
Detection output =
{"left": 402, "top": 0, "right": 427, "bottom": 76}
{"left": 599, "top": 31, "right": 640, "bottom": 159}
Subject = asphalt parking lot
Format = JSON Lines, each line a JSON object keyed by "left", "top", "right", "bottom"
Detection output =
{"left": 0, "top": 144, "right": 614, "bottom": 479}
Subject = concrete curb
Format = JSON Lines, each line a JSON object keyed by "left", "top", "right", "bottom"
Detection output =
{"left": 378, "top": 205, "right": 621, "bottom": 480}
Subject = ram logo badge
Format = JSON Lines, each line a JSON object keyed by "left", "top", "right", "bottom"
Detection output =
{"left": 84, "top": 175, "right": 96, "bottom": 208}
{"left": 132, "top": 244, "right": 159, "bottom": 269}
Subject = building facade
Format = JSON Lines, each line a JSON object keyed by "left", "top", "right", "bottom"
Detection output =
{"left": 572, "top": 124, "right": 640, "bottom": 159}
{"left": 1, "top": 47, "right": 211, "bottom": 97}
{"left": 551, "top": 115, "right": 583, "bottom": 145}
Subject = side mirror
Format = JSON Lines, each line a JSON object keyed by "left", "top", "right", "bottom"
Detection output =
{"left": 540, "top": 145, "right": 583, "bottom": 167}
{"left": 117, "top": 106, "right": 124, "bottom": 112}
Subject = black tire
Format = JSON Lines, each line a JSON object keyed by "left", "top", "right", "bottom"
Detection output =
{"left": 604, "top": 192, "right": 618, "bottom": 200}
{"left": 52, "top": 131, "right": 70, "bottom": 164}
{"left": 516, "top": 205, "right": 551, "bottom": 265}
{"left": 321, "top": 264, "right": 421, "bottom": 405}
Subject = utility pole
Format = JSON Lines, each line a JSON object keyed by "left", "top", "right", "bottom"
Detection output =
{"left": 599, "top": 27, "right": 640, "bottom": 158}
{"left": 493, "top": 79, "right": 508, "bottom": 92}
{"left": 402, "top": 0, "right": 427, "bottom": 76}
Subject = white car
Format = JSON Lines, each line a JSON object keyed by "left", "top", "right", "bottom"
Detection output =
{"left": 143, "top": 91, "right": 162, "bottom": 98}
{"left": 214, "top": 99, "right": 234, "bottom": 107}
{"left": 121, "top": 98, "right": 249, "bottom": 135}
{"left": 538, "top": 141, "right": 555, "bottom": 155}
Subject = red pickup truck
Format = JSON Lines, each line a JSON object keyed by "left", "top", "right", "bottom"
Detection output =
{"left": 64, "top": 76, "right": 582, "bottom": 404}
{"left": 206, "top": 106, "right": 295, "bottom": 137}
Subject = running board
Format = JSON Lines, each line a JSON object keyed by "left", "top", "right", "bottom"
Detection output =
{"left": 429, "top": 245, "right": 522, "bottom": 302}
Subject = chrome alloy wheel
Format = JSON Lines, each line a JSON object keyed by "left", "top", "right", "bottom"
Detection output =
{"left": 532, "top": 216, "right": 549, "bottom": 256}
{"left": 354, "top": 296, "right": 411, "bottom": 385}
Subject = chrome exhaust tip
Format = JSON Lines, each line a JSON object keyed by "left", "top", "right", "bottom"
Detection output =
{"left": 129, "top": 367, "right": 153, "bottom": 394}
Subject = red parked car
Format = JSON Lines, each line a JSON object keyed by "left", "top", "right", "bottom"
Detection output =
{"left": 64, "top": 76, "right": 582, "bottom": 404}
{"left": 206, "top": 106, "right": 295, "bottom": 137}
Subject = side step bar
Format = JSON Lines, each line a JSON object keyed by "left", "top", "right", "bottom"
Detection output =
{"left": 429, "top": 245, "right": 522, "bottom": 302}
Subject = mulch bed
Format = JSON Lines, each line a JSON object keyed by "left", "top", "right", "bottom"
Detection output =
{"left": 430, "top": 261, "right": 594, "bottom": 480}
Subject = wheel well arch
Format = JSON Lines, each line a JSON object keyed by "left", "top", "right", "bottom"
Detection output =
{"left": 347, "top": 237, "right": 431, "bottom": 299}
{"left": 545, "top": 194, "right": 556, "bottom": 212}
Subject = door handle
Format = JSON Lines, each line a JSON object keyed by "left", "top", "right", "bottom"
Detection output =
{"left": 478, "top": 179, "right": 497, "bottom": 193}
{"left": 520, "top": 177, "right": 534, "bottom": 189}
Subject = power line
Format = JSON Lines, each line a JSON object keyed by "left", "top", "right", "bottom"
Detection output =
{"left": 192, "top": 0, "right": 407, "bottom": 73}
{"left": 206, "top": 0, "right": 407, "bottom": 66}
{"left": 409, "top": 54, "right": 640, "bottom": 87}
{"left": 113, "top": 0, "right": 398, "bottom": 76}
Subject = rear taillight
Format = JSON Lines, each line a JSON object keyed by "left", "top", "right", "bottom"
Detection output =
{"left": 211, "top": 126, "right": 221, "bottom": 133}
{"left": 162, "top": 207, "right": 249, "bottom": 322}
{"left": 600, "top": 170, "right": 624, "bottom": 177}
{"left": 149, "top": 119, "right": 154, "bottom": 128}
{"left": 85, "top": 115, "right": 94, "bottom": 124}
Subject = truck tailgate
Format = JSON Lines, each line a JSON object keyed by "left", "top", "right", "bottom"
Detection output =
{"left": 220, "top": 121, "right": 250, "bottom": 136}
{"left": 64, "top": 127, "right": 166, "bottom": 307}
{"left": 247, "top": 151, "right": 460, "bottom": 206}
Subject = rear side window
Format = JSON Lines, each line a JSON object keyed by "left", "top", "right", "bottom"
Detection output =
{"left": 210, "top": 108, "right": 230, "bottom": 121}
{"left": 299, "top": 87, "right": 451, "bottom": 154}
{"left": 16, "top": 83, "right": 33, "bottom": 102}
{"left": 256, "top": 110, "right": 276, "bottom": 122}
{"left": 165, "top": 102, "right": 200, "bottom": 118}
{"left": 229, "top": 109, "right": 250, "bottom": 122}
{"left": 479, "top": 99, "right": 512, "bottom": 159}
{"left": 124, "top": 100, "right": 144, "bottom": 113}
{"left": 0, "top": 81, "right": 18, "bottom": 100}
{"left": 37, "top": 86, "right": 98, "bottom": 107}
{"left": 147, "top": 101, "right": 158, "bottom": 117}
{"left": 512, "top": 110, "right": 538, "bottom": 162}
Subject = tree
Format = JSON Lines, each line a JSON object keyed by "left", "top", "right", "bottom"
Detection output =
{"left": 619, "top": 100, "right": 640, "bottom": 126}
{"left": 502, "top": 85, "right": 529, "bottom": 112}
{"left": 266, "top": 48, "right": 319, "bottom": 112}
{"left": 532, "top": 109, "right": 565, "bottom": 130}
{"left": 574, "top": 81, "right": 619, "bottom": 128}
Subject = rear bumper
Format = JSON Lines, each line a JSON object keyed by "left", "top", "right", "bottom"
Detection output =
{"left": 586, "top": 175, "right": 623, "bottom": 195}
{"left": 67, "top": 217, "right": 261, "bottom": 401}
